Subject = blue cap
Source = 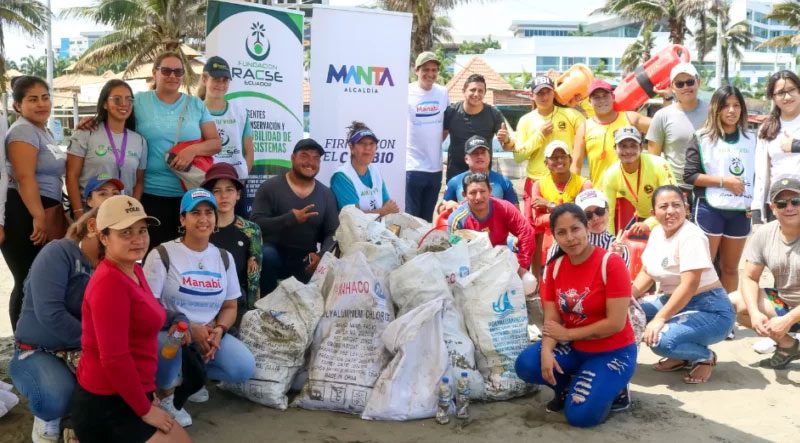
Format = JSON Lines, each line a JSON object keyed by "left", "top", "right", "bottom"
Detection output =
{"left": 348, "top": 128, "right": 378, "bottom": 144}
{"left": 180, "top": 188, "right": 218, "bottom": 214}
{"left": 83, "top": 174, "right": 124, "bottom": 200}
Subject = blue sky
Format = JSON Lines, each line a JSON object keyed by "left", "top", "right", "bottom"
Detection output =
{"left": 7, "top": 0, "right": 608, "bottom": 63}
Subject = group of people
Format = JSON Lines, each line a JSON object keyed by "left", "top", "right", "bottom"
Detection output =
{"left": 1, "top": 44, "right": 799, "bottom": 439}
{"left": 406, "top": 52, "right": 800, "bottom": 427}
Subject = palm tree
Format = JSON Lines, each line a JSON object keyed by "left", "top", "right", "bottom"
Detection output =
{"left": 0, "top": 0, "right": 48, "bottom": 92}
{"left": 63, "top": 0, "right": 206, "bottom": 85}
{"left": 681, "top": 0, "right": 726, "bottom": 63}
{"left": 382, "top": 0, "right": 475, "bottom": 59}
{"left": 696, "top": 10, "right": 753, "bottom": 84}
{"left": 20, "top": 54, "right": 46, "bottom": 78}
{"left": 432, "top": 15, "right": 453, "bottom": 46}
{"left": 570, "top": 24, "right": 593, "bottom": 36}
{"left": 595, "top": 0, "right": 690, "bottom": 45}
{"left": 757, "top": 1, "right": 800, "bottom": 51}
{"left": 620, "top": 25, "right": 655, "bottom": 74}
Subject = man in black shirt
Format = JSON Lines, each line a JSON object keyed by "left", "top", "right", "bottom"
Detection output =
{"left": 251, "top": 139, "right": 339, "bottom": 294}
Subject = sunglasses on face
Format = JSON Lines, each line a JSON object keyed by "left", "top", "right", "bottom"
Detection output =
{"left": 108, "top": 96, "right": 134, "bottom": 106}
{"left": 584, "top": 207, "right": 607, "bottom": 219}
{"left": 673, "top": 79, "right": 696, "bottom": 89}
{"left": 774, "top": 197, "right": 800, "bottom": 209}
{"left": 157, "top": 67, "right": 185, "bottom": 77}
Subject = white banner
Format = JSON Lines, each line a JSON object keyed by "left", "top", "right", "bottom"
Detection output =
{"left": 309, "top": 6, "right": 412, "bottom": 210}
{"left": 205, "top": 0, "right": 304, "bottom": 211}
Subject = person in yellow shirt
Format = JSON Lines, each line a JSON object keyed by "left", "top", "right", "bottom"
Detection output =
{"left": 602, "top": 126, "right": 675, "bottom": 235}
{"left": 572, "top": 79, "right": 651, "bottom": 186}
{"left": 498, "top": 75, "right": 585, "bottom": 225}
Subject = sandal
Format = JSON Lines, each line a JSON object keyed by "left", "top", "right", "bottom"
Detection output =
{"left": 759, "top": 338, "right": 800, "bottom": 369}
{"left": 684, "top": 351, "right": 717, "bottom": 384}
{"left": 63, "top": 428, "right": 79, "bottom": 443}
{"left": 653, "top": 358, "right": 689, "bottom": 372}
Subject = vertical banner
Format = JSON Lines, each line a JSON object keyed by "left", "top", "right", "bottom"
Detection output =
{"left": 206, "top": 0, "right": 304, "bottom": 212}
{"left": 310, "top": 6, "right": 412, "bottom": 210}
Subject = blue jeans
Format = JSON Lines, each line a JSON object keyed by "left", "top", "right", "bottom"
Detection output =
{"left": 640, "top": 287, "right": 735, "bottom": 363}
{"left": 155, "top": 332, "right": 256, "bottom": 389}
{"left": 9, "top": 347, "right": 76, "bottom": 420}
{"left": 515, "top": 342, "right": 637, "bottom": 428}
{"left": 260, "top": 242, "right": 311, "bottom": 295}
{"left": 405, "top": 170, "right": 442, "bottom": 222}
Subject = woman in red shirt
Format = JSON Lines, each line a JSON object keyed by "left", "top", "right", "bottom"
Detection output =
{"left": 70, "top": 195, "right": 190, "bottom": 443}
{"left": 515, "top": 203, "right": 636, "bottom": 428}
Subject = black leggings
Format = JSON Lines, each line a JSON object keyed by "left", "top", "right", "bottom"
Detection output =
{"left": 140, "top": 193, "right": 182, "bottom": 251}
{"left": 0, "top": 189, "right": 59, "bottom": 331}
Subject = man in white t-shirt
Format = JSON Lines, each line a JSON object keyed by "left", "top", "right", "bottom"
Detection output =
{"left": 406, "top": 51, "right": 449, "bottom": 221}
{"left": 730, "top": 175, "right": 800, "bottom": 369}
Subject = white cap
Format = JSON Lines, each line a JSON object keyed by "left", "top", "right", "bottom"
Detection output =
{"left": 670, "top": 62, "right": 698, "bottom": 82}
{"left": 575, "top": 189, "right": 608, "bottom": 210}
{"left": 544, "top": 140, "right": 570, "bottom": 158}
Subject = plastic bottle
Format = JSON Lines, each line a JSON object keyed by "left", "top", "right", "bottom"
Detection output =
{"left": 160, "top": 321, "right": 188, "bottom": 359}
{"left": 435, "top": 376, "right": 451, "bottom": 424}
{"left": 456, "top": 372, "right": 470, "bottom": 419}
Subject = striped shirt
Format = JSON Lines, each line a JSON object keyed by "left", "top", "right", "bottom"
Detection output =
{"left": 546, "top": 231, "right": 630, "bottom": 266}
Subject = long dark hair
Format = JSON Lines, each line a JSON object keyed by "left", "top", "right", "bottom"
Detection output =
{"left": 546, "top": 203, "right": 589, "bottom": 266}
{"left": 759, "top": 70, "right": 800, "bottom": 141}
{"left": 11, "top": 75, "right": 49, "bottom": 114}
{"left": 95, "top": 79, "right": 136, "bottom": 131}
{"left": 700, "top": 85, "right": 748, "bottom": 143}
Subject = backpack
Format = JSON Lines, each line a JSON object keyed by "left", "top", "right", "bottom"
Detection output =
{"left": 152, "top": 243, "right": 230, "bottom": 272}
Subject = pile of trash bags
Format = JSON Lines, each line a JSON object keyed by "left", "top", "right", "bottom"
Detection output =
{"left": 224, "top": 205, "right": 535, "bottom": 421}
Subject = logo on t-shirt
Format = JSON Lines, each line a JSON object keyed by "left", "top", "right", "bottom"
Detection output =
{"left": 179, "top": 271, "right": 223, "bottom": 296}
{"left": 416, "top": 100, "right": 441, "bottom": 118}
{"left": 558, "top": 287, "right": 590, "bottom": 324}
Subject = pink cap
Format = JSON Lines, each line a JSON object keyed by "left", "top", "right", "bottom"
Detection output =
{"left": 588, "top": 79, "right": 613, "bottom": 97}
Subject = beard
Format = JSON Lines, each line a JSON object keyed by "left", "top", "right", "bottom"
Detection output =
{"left": 292, "top": 164, "right": 317, "bottom": 181}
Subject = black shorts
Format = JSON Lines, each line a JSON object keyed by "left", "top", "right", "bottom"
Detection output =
{"left": 70, "top": 384, "right": 157, "bottom": 443}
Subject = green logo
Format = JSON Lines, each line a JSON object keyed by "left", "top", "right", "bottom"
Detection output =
{"left": 729, "top": 157, "right": 744, "bottom": 176}
{"left": 95, "top": 144, "right": 109, "bottom": 156}
{"left": 246, "top": 22, "right": 270, "bottom": 61}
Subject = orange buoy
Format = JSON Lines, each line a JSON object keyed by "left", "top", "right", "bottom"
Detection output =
{"left": 555, "top": 64, "right": 594, "bottom": 105}
{"left": 613, "top": 45, "right": 690, "bottom": 112}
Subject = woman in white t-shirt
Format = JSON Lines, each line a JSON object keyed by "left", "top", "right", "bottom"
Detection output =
{"left": 752, "top": 70, "right": 800, "bottom": 224}
{"left": 631, "top": 185, "right": 735, "bottom": 384}
{"left": 143, "top": 188, "right": 255, "bottom": 427}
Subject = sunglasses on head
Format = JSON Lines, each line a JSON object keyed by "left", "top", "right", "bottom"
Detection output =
{"left": 157, "top": 66, "right": 185, "bottom": 77}
{"left": 584, "top": 207, "right": 607, "bottom": 219}
{"left": 774, "top": 197, "right": 800, "bottom": 209}
{"left": 673, "top": 79, "right": 696, "bottom": 89}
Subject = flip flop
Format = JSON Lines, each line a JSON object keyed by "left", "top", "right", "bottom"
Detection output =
{"left": 653, "top": 358, "right": 689, "bottom": 372}
{"left": 684, "top": 351, "right": 717, "bottom": 384}
{"left": 759, "top": 338, "right": 800, "bottom": 369}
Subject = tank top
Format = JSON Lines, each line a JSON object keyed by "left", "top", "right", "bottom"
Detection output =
{"left": 538, "top": 173, "right": 587, "bottom": 204}
{"left": 584, "top": 112, "right": 630, "bottom": 186}
{"left": 338, "top": 162, "right": 384, "bottom": 211}
{"left": 699, "top": 129, "right": 756, "bottom": 211}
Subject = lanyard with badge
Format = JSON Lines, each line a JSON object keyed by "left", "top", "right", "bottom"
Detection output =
{"left": 103, "top": 121, "right": 128, "bottom": 177}
{"left": 621, "top": 165, "right": 642, "bottom": 204}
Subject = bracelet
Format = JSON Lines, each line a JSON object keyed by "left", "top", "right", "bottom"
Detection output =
{"left": 720, "top": 176, "right": 724, "bottom": 188}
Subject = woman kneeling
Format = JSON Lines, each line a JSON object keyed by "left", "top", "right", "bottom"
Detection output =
{"left": 515, "top": 204, "right": 636, "bottom": 428}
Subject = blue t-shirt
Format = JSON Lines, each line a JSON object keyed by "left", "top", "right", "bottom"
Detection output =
{"left": 443, "top": 170, "right": 518, "bottom": 205}
{"left": 135, "top": 91, "right": 214, "bottom": 196}
{"left": 330, "top": 169, "right": 391, "bottom": 210}
{"left": 5, "top": 117, "right": 65, "bottom": 201}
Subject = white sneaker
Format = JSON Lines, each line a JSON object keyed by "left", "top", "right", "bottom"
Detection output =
{"left": 32, "top": 416, "right": 60, "bottom": 443}
{"left": 159, "top": 395, "right": 193, "bottom": 427}
{"left": 753, "top": 337, "right": 777, "bottom": 354}
{"left": 188, "top": 386, "right": 209, "bottom": 403}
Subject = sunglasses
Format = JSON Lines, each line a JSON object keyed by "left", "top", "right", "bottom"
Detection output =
{"left": 774, "top": 197, "right": 800, "bottom": 209}
{"left": 157, "top": 67, "right": 185, "bottom": 77}
{"left": 584, "top": 207, "right": 607, "bottom": 219}
{"left": 673, "top": 79, "right": 696, "bottom": 89}
{"left": 108, "top": 96, "right": 134, "bottom": 106}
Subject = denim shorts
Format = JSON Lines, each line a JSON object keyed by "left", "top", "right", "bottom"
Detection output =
{"left": 694, "top": 198, "right": 751, "bottom": 238}
{"left": 765, "top": 288, "right": 800, "bottom": 333}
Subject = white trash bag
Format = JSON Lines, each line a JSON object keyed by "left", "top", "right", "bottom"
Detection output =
{"left": 309, "top": 251, "right": 339, "bottom": 295}
{"left": 347, "top": 242, "right": 401, "bottom": 277}
{"left": 453, "top": 248, "right": 531, "bottom": 400}
{"left": 292, "top": 251, "right": 394, "bottom": 414}
{"left": 362, "top": 298, "right": 449, "bottom": 421}
{"left": 221, "top": 277, "right": 324, "bottom": 410}
{"left": 431, "top": 240, "right": 471, "bottom": 288}
{"left": 383, "top": 212, "right": 431, "bottom": 245}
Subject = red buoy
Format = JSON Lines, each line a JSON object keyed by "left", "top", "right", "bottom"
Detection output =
{"left": 613, "top": 45, "right": 691, "bottom": 112}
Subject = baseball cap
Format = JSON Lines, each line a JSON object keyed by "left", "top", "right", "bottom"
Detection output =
{"left": 465, "top": 135, "right": 490, "bottom": 154}
{"left": 293, "top": 138, "right": 325, "bottom": 156}
{"left": 96, "top": 195, "right": 159, "bottom": 231}
{"left": 769, "top": 175, "right": 800, "bottom": 203}
{"left": 669, "top": 62, "right": 699, "bottom": 82}
{"left": 180, "top": 188, "right": 218, "bottom": 214}
{"left": 614, "top": 126, "right": 642, "bottom": 144}
{"left": 349, "top": 128, "right": 378, "bottom": 144}
{"left": 204, "top": 56, "right": 231, "bottom": 79}
{"left": 83, "top": 174, "right": 124, "bottom": 200}
{"left": 544, "top": 140, "right": 570, "bottom": 158}
{"left": 575, "top": 189, "right": 608, "bottom": 210}
{"left": 532, "top": 75, "right": 554, "bottom": 93}
{"left": 201, "top": 162, "right": 243, "bottom": 191}
{"left": 588, "top": 79, "right": 614, "bottom": 97}
{"left": 415, "top": 51, "right": 441, "bottom": 69}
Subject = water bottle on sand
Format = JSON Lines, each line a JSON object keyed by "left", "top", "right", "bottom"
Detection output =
{"left": 435, "top": 376, "right": 451, "bottom": 424}
{"left": 456, "top": 372, "right": 470, "bottom": 419}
